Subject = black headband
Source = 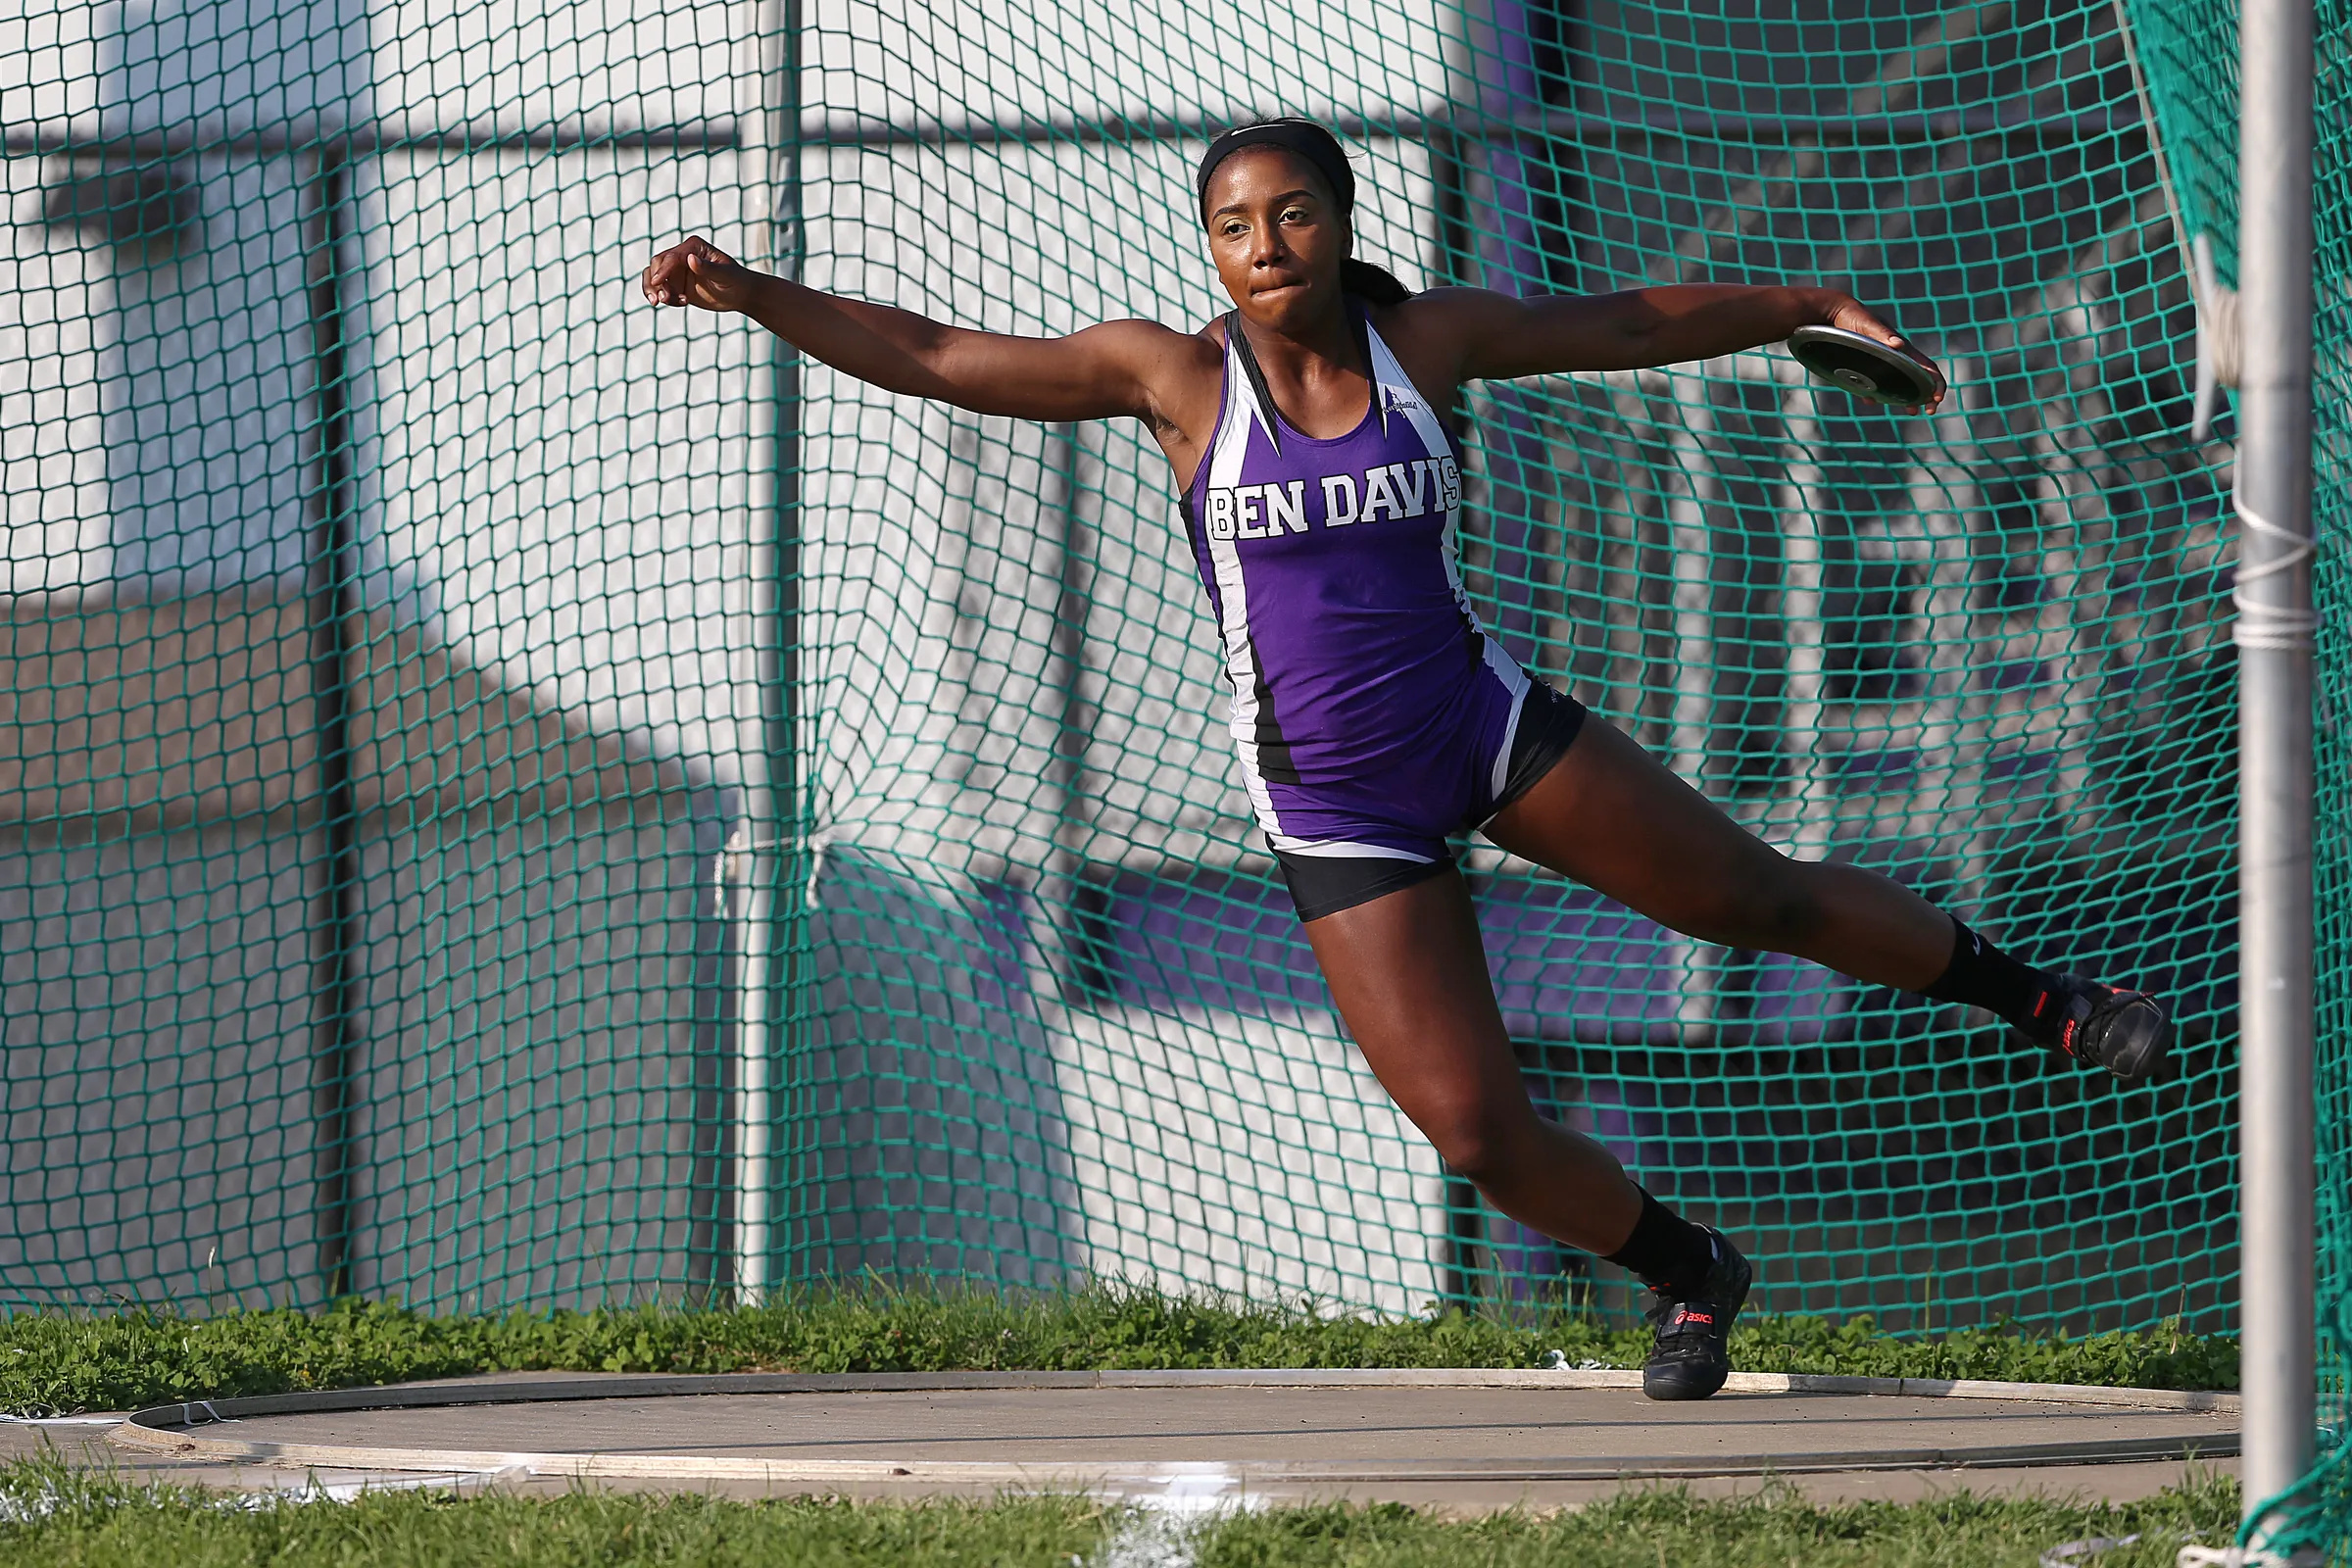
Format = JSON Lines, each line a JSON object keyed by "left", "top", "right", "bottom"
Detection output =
{"left": 1196, "top": 120, "right": 1355, "bottom": 222}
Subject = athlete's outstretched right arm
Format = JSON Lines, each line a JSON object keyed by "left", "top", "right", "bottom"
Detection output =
{"left": 642, "top": 235, "right": 1187, "bottom": 425}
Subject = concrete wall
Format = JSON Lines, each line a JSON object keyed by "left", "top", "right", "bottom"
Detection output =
{"left": 0, "top": 590, "right": 723, "bottom": 1308}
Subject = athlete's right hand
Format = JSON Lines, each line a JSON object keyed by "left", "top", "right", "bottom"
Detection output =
{"left": 642, "top": 235, "right": 760, "bottom": 313}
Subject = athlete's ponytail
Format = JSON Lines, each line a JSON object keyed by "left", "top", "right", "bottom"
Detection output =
{"left": 1341, "top": 258, "right": 1414, "bottom": 306}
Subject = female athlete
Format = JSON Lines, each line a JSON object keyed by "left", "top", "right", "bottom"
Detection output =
{"left": 642, "top": 118, "right": 2174, "bottom": 1401}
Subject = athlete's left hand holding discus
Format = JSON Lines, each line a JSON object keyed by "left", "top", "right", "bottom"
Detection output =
{"left": 641, "top": 118, "right": 2169, "bottom": 1401}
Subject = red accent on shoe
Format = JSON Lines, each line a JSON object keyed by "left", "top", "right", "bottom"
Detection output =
{"left": 2032, "top": 992, "right": 2049, "bottom": 1017}
{"left": 2058, "top": 1018, "right": 2079, "bottom": 1057}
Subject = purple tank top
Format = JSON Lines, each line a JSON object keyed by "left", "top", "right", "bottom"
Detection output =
{"left": 1182, "top": 307, "right": 1520, "bottom": 838}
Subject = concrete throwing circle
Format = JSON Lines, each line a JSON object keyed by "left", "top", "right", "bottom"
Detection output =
{"left": 112, "top": 1370, "right": 2238, "bottom": 1488}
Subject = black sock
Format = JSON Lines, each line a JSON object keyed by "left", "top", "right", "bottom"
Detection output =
{"left": 1601, "top": 1187, "right": 1717, "bottom": 1298}
{"left": 1918, "top": 916, "right": 2063, "bottom": 1039}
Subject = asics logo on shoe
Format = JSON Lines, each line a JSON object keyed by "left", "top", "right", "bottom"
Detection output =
{"left": 1642, "top": 1234, "right": 1751, "bottom": 1402}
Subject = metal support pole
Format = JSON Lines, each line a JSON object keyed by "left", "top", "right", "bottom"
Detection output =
{"left": 1435, "top": 0, "right": 1542, "bottom": 1310}
{"left": 1663, "top": 369, "right": 1722, "bottom": 1045}
{"left": 729, "top": 0, "right": 802, "bottom": 1305}
{"left": 2236, "top": 0, "right": 2319, "bottom": 1540}
{"left": 1047, "top": 420, "right": 1090, "bottom": 895}
{"left": 301, "top": 141, "right": 366, "bottom": 1303}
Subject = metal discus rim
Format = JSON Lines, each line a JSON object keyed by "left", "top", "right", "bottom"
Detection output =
{"left": 1787, "top": 322, "right": 1948, "bottom": 407}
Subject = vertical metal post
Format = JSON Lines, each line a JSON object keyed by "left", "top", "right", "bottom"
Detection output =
{"left": 687, "top": 828, "right": 730, "bottom": 1300}
{"left": 1048, "top": 421, "right": 1089, "bottom": 889}
{"left": 1034, "top": 419, "right": 1104, "bottom": 1016}
{"left": 1443, "top": 0, "right": 1552, "bottom": 660}
{"left": 301, "top": 143, "right": 366, "bottom": 1302}
{"left": 729, "top": 0, "right": 802, "bottom": 1305}
{"left": 725, "top": 820, "right": 773, "bottom": 1304}
{"left": 1663, "top": 369, "right": 1721, "bottom": 1043}
{"left": 2236, "top": 0, "right": 2319, "bottom": 1538}
{"left": 1438, "top": 0, "right": 1587, "bottom": 1309}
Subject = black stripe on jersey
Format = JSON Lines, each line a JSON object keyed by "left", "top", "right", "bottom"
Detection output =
{"left": 1350, "top": 307, "right": 1389, "bottom": 439}
{"left": 1223, "top": 311, "right": 1284, "bottom": 454}
{"left": 1244, "top": 630, "right": 1301, "bottom": 784}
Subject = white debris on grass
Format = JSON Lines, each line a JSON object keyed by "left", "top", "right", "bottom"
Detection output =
{"left": 2176, "top": 1546, "right": 2328, "bottom": 1567}
{"left": 1088, "top": 1467, "right": 1262, "bottom": 1568}
{"left": 0, "top": 1462, "right": 530, "bottom": 1524}
{"left": 238, "top": 1465, "right": 533, "bottom": 1507}
{"left": 2040, "top": 1533, "right": 2141, "bottom": 1566}
{"left": 2038, "top": 1533, "right": 2323, "bottom": 1568}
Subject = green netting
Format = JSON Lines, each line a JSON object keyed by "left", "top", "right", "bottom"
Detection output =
{"left": 2312, "top": 0, "right": 2352, "bottom": 1549}
{"left": 2133, "top": 0, "right": 2352, "bottom": 1551}
{"left": 0, "top": 0, "right": 2325, "bottom": 1457}
{"left": 783, "top": 0, "right": 2244, "bottom": 1331}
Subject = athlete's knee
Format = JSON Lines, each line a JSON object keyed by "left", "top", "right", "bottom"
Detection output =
{"left": 1414, "top": 1095, "right": 1541, "bottom": 1185}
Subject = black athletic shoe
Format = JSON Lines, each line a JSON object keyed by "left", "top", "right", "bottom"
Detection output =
{"left": 2025, "top": 976, "right": 2173, "bottom": 1089}
{"left": 1640, "top": 1228, "right": 1752, "bottom": 1402}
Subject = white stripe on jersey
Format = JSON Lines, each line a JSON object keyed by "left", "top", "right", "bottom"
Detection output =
{"left": 1266, "top": 833, "right": 1438, "bottom": 863}
{"left": 1489, "top": 677, "right": 1529, "bottom": 801}
{"left": 1203, "top": 332, "right": 1281, "bottom": 832}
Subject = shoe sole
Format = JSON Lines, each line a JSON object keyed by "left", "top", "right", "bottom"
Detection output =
{"left": 1642, "top": 1243, "right": 1753, "bottom": 1402}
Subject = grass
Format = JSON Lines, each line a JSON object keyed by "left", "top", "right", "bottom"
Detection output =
{"left": 0, "top": 1457, "right": 2243, "bottom": 1567}
{"left": 0, "top": 1285, "right": 2237, "bottom": 1416}
{"left": 1187, "top": 1481, "right": 2242, "bottom": 1568}
{"left": 0, "top": 1459, "right": 1111, "bottom": 1566}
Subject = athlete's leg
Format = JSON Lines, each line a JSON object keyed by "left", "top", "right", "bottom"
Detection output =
{"left": 1297, "top": 866, "right": 1646, "bottom": 1253}
{"left": 1482, "top": 711, "right": 2172, "bottom": 1084}
{"left": 1483, "top": 715, "right": 1951, "bottom": 989}
{"left": 1301, "top": 866, "right": 1744, "bottom": 1399}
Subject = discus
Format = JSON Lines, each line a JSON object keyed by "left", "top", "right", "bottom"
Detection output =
{"left": 1786, "top": 323, "right": 1946, "bottom": 409}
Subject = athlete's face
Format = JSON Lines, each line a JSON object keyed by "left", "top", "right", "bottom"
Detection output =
{"left": 1201, "top": 148, "right": 1348, "bottom": 331}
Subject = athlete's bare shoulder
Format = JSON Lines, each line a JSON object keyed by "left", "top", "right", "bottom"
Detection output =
{"left": 1109, "top": 316, "right": 1222, "bottom": 439}
{"left": 1365, "top": 288, "right": 1518, "bottom": 407}
{"left": 1369, "top": 288, "right": 1520, "bottom": 356}
{"left": 1072, "top": 315, "right": 1216, "bottom": 369}
{"left": 1102, "top": 317, "right": 1230, "bottom": 489}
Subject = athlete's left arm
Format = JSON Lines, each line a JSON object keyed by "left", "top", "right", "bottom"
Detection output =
{"left": 1401, "top": 284, "right": 1939, "bottom": 403}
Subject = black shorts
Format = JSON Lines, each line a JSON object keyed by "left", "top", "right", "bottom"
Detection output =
{"left": 1271, "top": 680, "right": 1589, "bottom": 923}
